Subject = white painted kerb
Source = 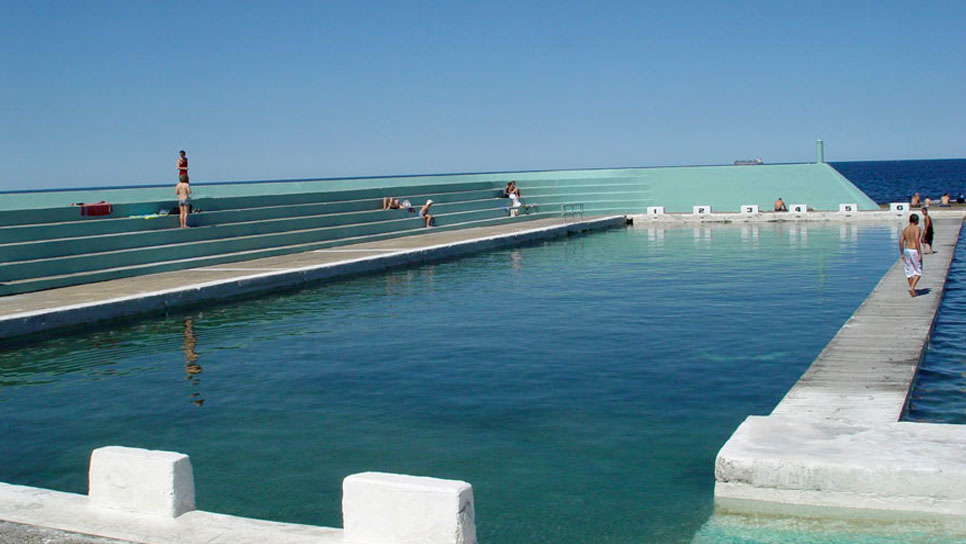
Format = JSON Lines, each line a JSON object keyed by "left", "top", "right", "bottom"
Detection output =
{"left": 344, "top": 472, "right": 476, "bottom": 544}
{"left": 89, "top": 446, "right": 195, "bottom": 518}
{"left": 3, "top": 446, "right": 480, "bottom": 544}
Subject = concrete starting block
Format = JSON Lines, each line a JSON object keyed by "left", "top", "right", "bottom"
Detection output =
{"left": 344, "top": 472, "right": 476, "bottom": 544}
{"left": 740, "top": 204, "right": 759, "bottom": 215}
{"left": 89, "top": 446, "right": 196, "bottom": 518}
{"left": 890, "top": 202, "right": 910, "bottom": 213}
{"left": 646, "top": 206, "right": 665, "bottom": 216}
{"left": 838, "top": 203, "right": 858, "bottom": 214}
{"left": 789, "top": 204, "right": 807, "bottom": 214}
{"left": 693, "top": 205, "right": 712, "bottom": 215}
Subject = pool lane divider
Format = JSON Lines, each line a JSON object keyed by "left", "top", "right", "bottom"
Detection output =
{"left": 715, "top": 217, "right": 966, "bottom": 516}
{"left": 0, "top": 216, "right": 626, "bottom": 342}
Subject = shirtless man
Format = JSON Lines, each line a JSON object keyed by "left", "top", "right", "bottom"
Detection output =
{"left": 177, "top": 150, "right": 189, "bottom": 183}
{"left": 175, "top": 175, "right": 192, "bottom": 228}
{"left": 774, "top": 197, "right": 787, "bottom": 212}
{"left": 900, "top": 214, "right": 923, "bottom": 297}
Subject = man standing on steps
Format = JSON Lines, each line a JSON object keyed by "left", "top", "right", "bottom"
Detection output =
{"left": 177, "top": 150, "right": 189, "bottom": 183}
{"left": 900, "top": 214, "right": 923, "bottom": 297}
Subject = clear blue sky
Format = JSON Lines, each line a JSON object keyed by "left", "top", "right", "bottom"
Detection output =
{"left": 2, "top": 1, "right": 964, "bottom": 190}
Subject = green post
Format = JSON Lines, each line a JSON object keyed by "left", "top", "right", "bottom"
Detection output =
{"left": 816, "top": 139, "right": 825, "bottom": 163}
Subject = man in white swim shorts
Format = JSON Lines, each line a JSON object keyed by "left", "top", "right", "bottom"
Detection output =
{"left": 900, "top": 213, "right": 923, "bottom": 297}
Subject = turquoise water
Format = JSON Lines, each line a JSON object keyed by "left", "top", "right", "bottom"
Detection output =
{"left": 0, "top": 224, "right": 901, "bottom": 543}
{"left": 904, "top": 222, "right": 966, "bottom": 423}
{"left": 693, "top": 505, "right": 966, "bottom": 544}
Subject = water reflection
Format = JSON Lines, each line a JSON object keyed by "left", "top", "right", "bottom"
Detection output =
{"left": 840, "top": 223, "right": 859, "bottom": 244}
{"left": 693, "top": 226, "right": 713, "bottom": 244}
{"left": 505, "top": 249, "right": 521, "bottom": 271}
{"left": 787, "top": 224, "right": 809, "bottom": 248}
{"left": 740, "top": 224, "right": 760, "bottom": 249}
{"left": 647, "top": 226, "right": 665, "bottom": 247}
{"left": 183, "top": 317, "right": 204, "bottom": 407}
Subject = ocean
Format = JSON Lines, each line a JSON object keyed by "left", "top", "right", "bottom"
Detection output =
{"left": 832, "top": 159, "right": 966, "bottom": 204}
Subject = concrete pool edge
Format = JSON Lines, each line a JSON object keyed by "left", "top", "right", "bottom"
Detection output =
{"left": 0, "top": 216, "right": 626, "bottom": 342}
{"left": 715, "top": 215, "right": 966, "bottom": 516}
{"left": 0, "top": 445, "right": 477, "bottom": 544}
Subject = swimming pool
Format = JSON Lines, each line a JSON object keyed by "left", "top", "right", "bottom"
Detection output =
{"left": 0, "top": 223, "right": 900, "bottom": 543}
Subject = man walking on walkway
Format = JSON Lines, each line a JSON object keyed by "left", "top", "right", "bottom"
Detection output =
{"left": 900, "top": 214, "right": 923, "bottom": 297}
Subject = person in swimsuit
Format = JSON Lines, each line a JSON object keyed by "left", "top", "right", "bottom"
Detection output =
{"left": 921, "top": 207, "right": 934, "bottom": 254}
{"left": 900, "top": 213, "right": 923, "bottom": 297}
{"left": 940, "top": 193, "right": 951, "bottom": 207}
{"left": 419, "top": 199, "right": 434, "bottom": 228}
{"left": 382, "top": 197, "right": 403, "bottom": 210}
{"left": 177, "top": 150, "right": 189, "bottom": 183}
{"left": 175, "top": 176, "right": 191, "bottom": 228}
{"left": 774, "top": 197, "right": 787, "bottom": 212}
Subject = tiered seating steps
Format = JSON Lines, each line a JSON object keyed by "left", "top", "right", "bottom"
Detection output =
{"left": 0, "top": 182, "right": 553, "bottom": 295}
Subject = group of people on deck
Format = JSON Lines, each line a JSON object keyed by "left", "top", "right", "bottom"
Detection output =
{"left": 911, "top": 192, "right": 963, "bottom": 208}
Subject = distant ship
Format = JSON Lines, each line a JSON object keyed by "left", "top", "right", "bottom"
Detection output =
{"left": 734, "top": 158, "right": 764, "bottom": 166}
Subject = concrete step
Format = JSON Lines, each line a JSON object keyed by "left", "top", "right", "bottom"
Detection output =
{"left": 0, "top": 212, "right": 555, "bottom": 295}
{"left": 0, "top": 181, "right": 504, "bottom": 227}
{"left": 0, "top": 207, "right": 538, "bottom": 281}
{"left": 0, "top": 188, "right": 504, "bottom": 244}
{"left": 0, "top": 198, "right": 512, "bottom": 262}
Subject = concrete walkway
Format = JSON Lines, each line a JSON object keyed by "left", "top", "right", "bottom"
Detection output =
{"left": 0, "top": 216, "right": 624, "bottom": 341}
{"left": 0, "top": 521, "right": 131, "bottom": 543}
{"left": 716, "top": 216, "right": 966, "bottom": 515}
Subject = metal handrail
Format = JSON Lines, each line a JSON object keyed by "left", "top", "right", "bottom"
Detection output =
{"left": 562, "top": 203, "right": 584, "bottom": 223}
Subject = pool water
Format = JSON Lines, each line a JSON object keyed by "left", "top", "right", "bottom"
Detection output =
{"left": 904, "top": 222, "right": 966, "bottom": 424}
{"left": 0, "top": 223, "right": 901, "bottom": 543}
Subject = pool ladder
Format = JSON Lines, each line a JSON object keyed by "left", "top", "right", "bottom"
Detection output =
{"left": 562, "top": 203, "right": 584, "bottom": 223}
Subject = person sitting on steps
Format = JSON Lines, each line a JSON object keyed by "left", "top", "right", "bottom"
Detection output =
{"left": 382, "top": 197, "right": 403, "bottom": 210}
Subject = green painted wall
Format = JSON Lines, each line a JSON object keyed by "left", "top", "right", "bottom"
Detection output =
{"left": 0, "top": 162, "right": 877, "bottom": 214}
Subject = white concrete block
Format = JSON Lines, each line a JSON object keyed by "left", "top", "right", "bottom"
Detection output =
{"left": 715, "top": 415, "right": 966, "bottom": 515}
{"left": 343, "top": 472, "right": 476, "bottom": 544}
{"left": 692, "top": 205, "right": 712, "bottom": 215}
{"left": 890, "top": 202, "right": 909, "bottom": 213}
{"left": 838, "top": 203, "right": 858, "bottom": 214}
{"left": 789, "top": 204, "right": 807, "bottom": 214}
{"left": 646, "top": 206, "right": 665, "bottom": 216}
{"left": 740, "top": 204, "right": 759, "bottom": 215}
{"left": 89, "top": 446, "right": 195, "bottom": 518}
